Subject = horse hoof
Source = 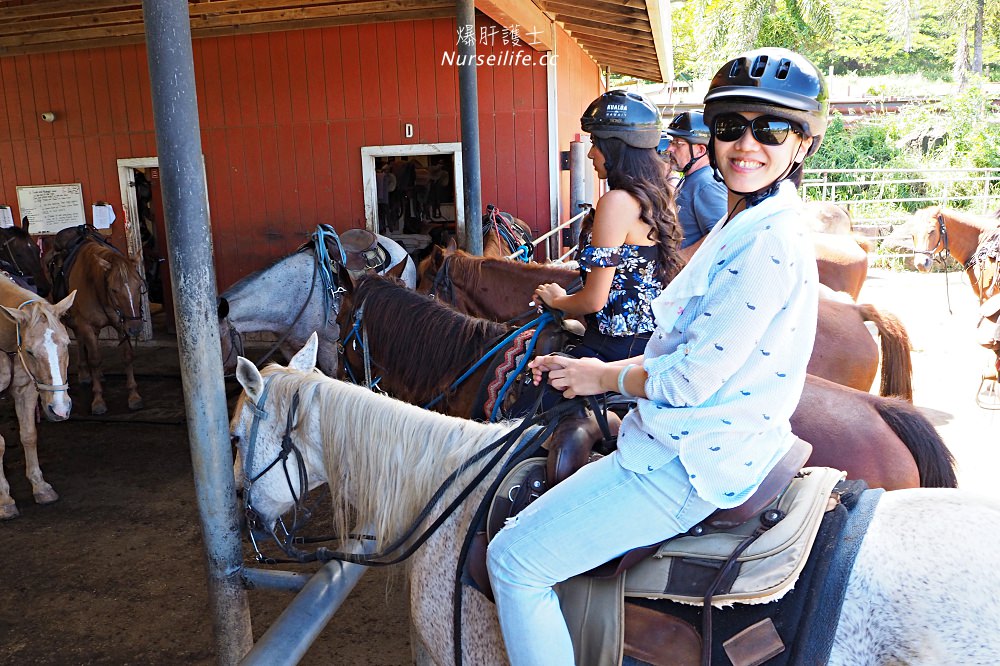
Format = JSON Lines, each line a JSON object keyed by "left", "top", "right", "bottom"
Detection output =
{"left": 0, "top": 503, "right": 19, "bottom": 520}
{"left": 34, "top": 488, "right": 58, "bottom": 505}
{"left": 128, "top": 398, "right": 144, "bottom": 411}
{"left": 91, "top": 403, "right": 108, "bottom": 416}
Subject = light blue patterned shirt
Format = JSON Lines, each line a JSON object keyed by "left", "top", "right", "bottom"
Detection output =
{"left": 616, "top": 184, "right": 818, "bottom": 508}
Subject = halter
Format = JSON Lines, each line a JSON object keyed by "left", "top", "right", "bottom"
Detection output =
{"left": 340, "top": 299, "right": 383, "bottom": 391}
{"left": 0, "top": 299, "right": 70, "bottom": 394}
{"left": 111, "top": 263, "right": 148, "bottom": 334}
{"left": 429, "top": 254, "right": 456, "bottom": 305}
{"left": 911, "top": 212, "right": 955, "bottom": 314}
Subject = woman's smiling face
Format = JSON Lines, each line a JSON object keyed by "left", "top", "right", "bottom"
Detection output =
{"left": 713, "top": 111, "right": 812, "bottom": 204}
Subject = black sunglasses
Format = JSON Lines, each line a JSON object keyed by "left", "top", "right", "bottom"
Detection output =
{"left": 713, "top": 113, "right": 801, "bottom": 146}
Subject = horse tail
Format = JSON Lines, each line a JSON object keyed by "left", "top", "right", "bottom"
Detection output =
{"left": 859, "top": 303, "right": 913, "bottom": 401}
{"left": 872, "top": 397, "right": 958, "bottom": 488}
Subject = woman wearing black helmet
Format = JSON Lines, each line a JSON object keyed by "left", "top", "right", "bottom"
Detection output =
{"left": 489, "top": 50, "right": 825, "bottom": 666}
{"left": 532, "top": 89, "right": 682, "bottom": 362}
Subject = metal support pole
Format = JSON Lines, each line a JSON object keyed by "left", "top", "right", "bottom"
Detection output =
{"left": 457, "top": 0, "right": 483, "bottom": 255}
{"left": 142, "top": 2, "right": 253, "bottom": 664}
{"left": 568, "top": 140, "right": 589, "bottom": 248}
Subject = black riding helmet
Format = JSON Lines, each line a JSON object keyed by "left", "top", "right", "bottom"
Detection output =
{"left": 580, "top": 90, "right": 661, "bottom": 149}
{"left": 665, "top": 111, "right": 711, "bottom": 145}
{"left": 703, "top": 48, "right": 828, "bottom": 202}
{"left": 703, "top": 48, "right": 828, "bottom": 157}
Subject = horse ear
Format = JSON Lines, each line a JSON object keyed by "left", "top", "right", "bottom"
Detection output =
{"left": 52, "top": 290, "right": 77, "bottom": 317}
{"left": 236, "top": 356, "right": 264, "bottom": 401}
{"left": 21, "top": 218, "right": 28, "bottom": 234}
{"left": 0, "top": 305, "right": 26, "bottom": 325}
{"left": 97, "top": 257, "right": 112, "bottom": 271}
{"left": 445, "top": 235, "right": 458, "bottom": 252}
{"left": 288, "top": 332, "right": 318, "bottom": 372}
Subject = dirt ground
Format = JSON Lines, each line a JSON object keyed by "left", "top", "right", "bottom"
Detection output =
{"left": 0, "top": 267, "right": 997, "bottom": 665}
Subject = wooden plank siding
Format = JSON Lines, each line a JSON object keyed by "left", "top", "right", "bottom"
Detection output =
{"left": 0, "top": 14, "right": 599, "bottom": 288}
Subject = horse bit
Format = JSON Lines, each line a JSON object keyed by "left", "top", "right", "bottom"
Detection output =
{"left": 0, "top": 299, "right": 70, "bottom": 394}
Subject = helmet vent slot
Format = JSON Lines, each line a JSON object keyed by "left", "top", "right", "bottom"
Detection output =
{"left": 750, "top": 55, "right": 768, "bottom": 77}
{"left": 775, "top": 60, "right": 791, "bottom": 79}
{"left": 729, "top": 59, "right": 744, "bottom": 78}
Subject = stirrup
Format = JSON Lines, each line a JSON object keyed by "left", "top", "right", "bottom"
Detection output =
{"left": 976, "top": 366, "right": 1000, "bottom": 410}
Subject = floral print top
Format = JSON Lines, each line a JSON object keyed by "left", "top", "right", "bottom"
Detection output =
{"left": 576, "top": 230, "right": 664, "bottom": 337}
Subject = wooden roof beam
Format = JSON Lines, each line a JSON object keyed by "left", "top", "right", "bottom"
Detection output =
{"left": 475, "top": 0, "right": 554, "bottom": 51}
{"left": 645, "top": 0, "right": 671, "bottom": 83}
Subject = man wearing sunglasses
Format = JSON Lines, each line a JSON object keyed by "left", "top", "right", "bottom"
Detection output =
{"left": 664, "top": 111, "right": 728, "bottom": 259}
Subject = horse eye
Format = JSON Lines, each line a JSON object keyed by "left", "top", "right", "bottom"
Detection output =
{"left": 230, "top": 435, "right": 240, "bottom": 447}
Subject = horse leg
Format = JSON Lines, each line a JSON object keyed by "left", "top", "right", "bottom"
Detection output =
{"left": 0, "top": 432, "right": 16, "bottom": 519}
{"left": 121, "top": 337, "right": 143, "bottom": 410}
{"left": 78, "top": 326, "right": 107, "bottom": 415}
{"left": 12, "top": 378, "right": 57, "bottom": 505}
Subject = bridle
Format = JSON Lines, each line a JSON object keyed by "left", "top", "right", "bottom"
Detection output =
{"left": 912, "top": 212, "right": 956, "bottom": 314}
{"left": 108, "top": 264, "right": 149, "bottom": 335}
{"left": 0, "top": 299, "right": 70, "bottom": 394}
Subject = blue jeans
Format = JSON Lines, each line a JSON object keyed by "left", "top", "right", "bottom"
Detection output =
{"left": 486, "top": 453, "right": 718, "bottom": 666}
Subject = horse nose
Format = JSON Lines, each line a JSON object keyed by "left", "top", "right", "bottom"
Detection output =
{"left": 913, "top": 256, "right": 932, "bottom": 272}
{"left": 126, "top": 321, "right": 143, "bottom": 337}
{"left": 46, "top": 399, "right": 72, "bottom": 422}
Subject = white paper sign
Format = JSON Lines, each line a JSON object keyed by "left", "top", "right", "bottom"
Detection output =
{"left": 92, "top": 203, "right": 116, "bottom": 230}
{"left": 16, "top": 183, "right": 86, "bottom": 234}
{"left": 0, "top": 206, "right": 13, "bottom": 229}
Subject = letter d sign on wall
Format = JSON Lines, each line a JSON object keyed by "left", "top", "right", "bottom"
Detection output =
{"left": 404, "top": 123, "right": 414, "bottom": 138}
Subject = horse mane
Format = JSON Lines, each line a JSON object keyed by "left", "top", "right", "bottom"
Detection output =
{"left": 443, "top": 250, "right": 577, "bottom": 295}
{"left": 253, "top": 364, "right": 513, "bottom": 547}
{"left": 0, "top": 279, "right": 60, "bottom": 329}
{"left": 351, "top": 274, "right": 511, "bottom": 402}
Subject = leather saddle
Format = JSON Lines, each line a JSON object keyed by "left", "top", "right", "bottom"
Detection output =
{"left": 46, "top": 225, "right": 112, "bottom": 302}
{"left": 339, "top": 229, "right": 390, "bottom": 276}
{"left": 465, "top": 428, "right": 814, "bottom": 666}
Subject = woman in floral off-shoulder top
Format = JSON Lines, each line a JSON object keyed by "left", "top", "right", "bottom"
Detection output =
{"left": 532, "top": 89, "right": 683, "bottom": 362}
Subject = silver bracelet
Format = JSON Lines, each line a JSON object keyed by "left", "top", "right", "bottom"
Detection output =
{"left": 617, "top": 364, "right": 637, "bottom": 399}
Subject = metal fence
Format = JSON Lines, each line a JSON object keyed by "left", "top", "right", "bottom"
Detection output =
{"left": 802, "top": 166, "right": 1000, "bottom": 243}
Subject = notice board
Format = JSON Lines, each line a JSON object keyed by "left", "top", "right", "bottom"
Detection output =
{"left": 16, "top": 183, "right": 86, "bottom": 234}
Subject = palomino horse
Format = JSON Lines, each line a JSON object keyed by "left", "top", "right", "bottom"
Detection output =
{"left": 417, "top": 247, "right": 913, "bottom": 400}
{"left": 0, "top": 221, "right": 50, "bottom": 296}
{"left": 481, "top": 205, "right": 534, "bottom": 260}
{"left": 46, "top": 229, "right": 146, "bottom": 415}
{"left": 911, "top": 205, "right": 1000, "bottom": 303}
{"left": 0, "top": 278, "right": 75, "bottom": 519}
{"left": 217, "top": 227, "right": 415, "bottom": 377}
{"left": 230, "top": 337, "right": 990, "bottom": 666}
{"left": 337, "top": 273, "right": 567, "bottom": 420}
{"left": 352, "top": 272, "right": 945, "bottom": 488}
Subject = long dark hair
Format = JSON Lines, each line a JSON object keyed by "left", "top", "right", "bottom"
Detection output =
{"left": 590, "top": 136, "right": 683, "bottom": 283}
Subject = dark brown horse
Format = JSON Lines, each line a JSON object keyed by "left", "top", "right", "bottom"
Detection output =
{"left": 346, "top": 270, "right": 954, "bottom": 489}
{"left": 337, "top": 272, "right": 568, "bottom": 420}
{"left": 417, "top": 246, "right": 913, "bottom": 400}
{"left": 46, "top": 229, "right": 146, "bottom": 414}
{"left": 0, "top": 221, "right": 50, "bottom": 297}
{"left": 911, "top": 206, "right": 1000, "bottom": 302}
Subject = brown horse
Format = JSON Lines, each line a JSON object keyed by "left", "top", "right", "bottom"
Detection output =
{"left": 343, "top": 271, "right": 953, "bottom": 489}
{"left": 803, "top": 202, "right": 870, "bottom": 301}
{"left": 0, "top": 278, "right": 76, "bottom": 519}
{"left": 47, "top": 233, "right": 146, "bottom": 414}
{"left": 911, "top": 206, "right": 1000, "bottom": 302}
{"left": 481, "top": 206, "right": 534, "bottom": 260}
{"left": 417, "top": 247, "right": 913, "bottom": 400}
{"left": 0, "top": 222, "right": 50, "bottom": 297}
{"left": 337, "top": 272, "right": 568, "bottom": 420}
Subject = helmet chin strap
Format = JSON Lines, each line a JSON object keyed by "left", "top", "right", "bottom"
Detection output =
{"left": 679, "top": 148, "right": 704, "bottom": 175}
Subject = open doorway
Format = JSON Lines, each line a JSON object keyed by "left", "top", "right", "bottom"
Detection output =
{"left": 117, "top": 158, "right": 169, "bottom": 339}
{"left": 361, "top": 143, "right": 464, "bottom": 250}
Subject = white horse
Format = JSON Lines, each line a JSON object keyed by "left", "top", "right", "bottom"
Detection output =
{"left": 231, "top": 335, "right": 1000, "bottom": 665}
{"left": 217, "top": 232, "right": 414, "bottom": 376}
{"left": 0, "top": 280, "right": 76, "bottom": 519}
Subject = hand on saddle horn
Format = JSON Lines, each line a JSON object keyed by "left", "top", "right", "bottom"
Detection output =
{"left": 529, "top": 354, "right": 608, "bottom": 399}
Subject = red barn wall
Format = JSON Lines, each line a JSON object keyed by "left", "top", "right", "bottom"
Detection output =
{"left": 0, "top": 14, "right": 599, "bottom": 289}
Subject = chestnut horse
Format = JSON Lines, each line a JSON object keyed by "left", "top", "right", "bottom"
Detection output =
{"left": 803, "top": 202, "right": 870, "bottom": 301}
{"left": 47, "top": 233, "right": 146, "bottom": 414}
{"left": 0, "top": 278, "right": 76, "bottom": 519}
{"left": 382, "top": 268, "right": 947, "bottom": 489}
{"left": 417, "top": 247, "right": 913, "bottom": 400}
{"left": 481, "top": 206, "right": 534, "bottom": 260}
{"left": 911, "top": 206, "right": 1000, "bottom": 303}
{"left": 337, "top": 273, "right": 567, "bottom": 420}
